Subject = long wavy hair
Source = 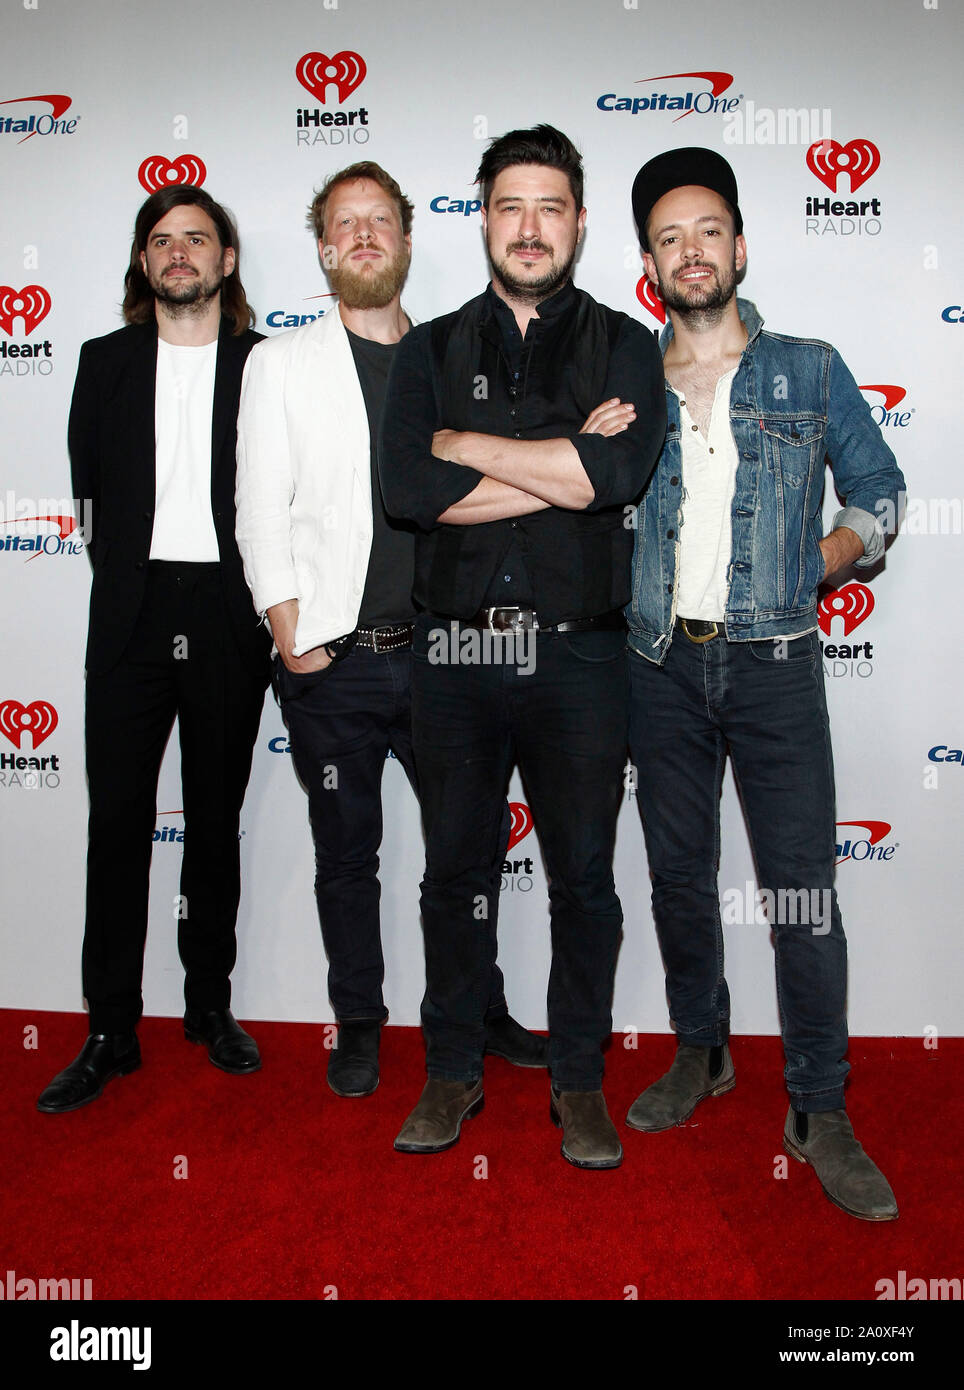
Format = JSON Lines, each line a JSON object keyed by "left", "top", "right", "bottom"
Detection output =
{"left": 122, "top": 186, "right": 255, "bottom": 334}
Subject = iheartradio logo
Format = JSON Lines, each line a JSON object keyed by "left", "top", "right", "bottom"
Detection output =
{"left": 507, "top": 802, "right": 533, "bottom": 851}
{"left": 635, "top": 275, "right": 665, "bottom": 324}
{"left": 806, "top": 139, "right": 880, "bottom": 193}
{"left": 818, "top": 582, "right": 875, "bottom": 637}
{"left": 0, "top": 285, "right": 51, "bottom": 337}
{"left": 296, "top": 51, "right": 366, "bottom": 103}
{"left": 137, "top": 154, "right": 207, "bottom": 194}
{"left": 0, "top": 698, "right": 58, "bottom": 749}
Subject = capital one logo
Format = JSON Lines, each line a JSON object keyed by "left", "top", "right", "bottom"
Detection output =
{"left": 507, "top": 802, "right": 533, "bottom": 851}
{"left": 296, "top": 51, "right": 366, "bottom": 103}
{"left": 806, "top": 139, "right": 880, "bottom": 192}
{"left": 835, "top": 820, "right": 893, "bottom": 866}
{"left": 818, "top": 582, "right": 874, "bottom": 637}
{"left": 0, "top": 285, "right": 51, "bottom": 336}
{"left": 138, "top": 155, "right": 207, "bottom": 193}
{"left": 860, "top": 384, "right": 905, "bottom": 412}
{"left": 0, "top": 699, "right": 58, "bottom": 749}
{"left": 635, "top": 276, "right": 666, "bottom": 324}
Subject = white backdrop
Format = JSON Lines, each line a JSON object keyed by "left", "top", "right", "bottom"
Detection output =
{"left": 1, "top": 0, "right": 961, "bottom": 1041}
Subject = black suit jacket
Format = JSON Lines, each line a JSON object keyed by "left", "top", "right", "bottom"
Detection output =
{"left": 68, "top": 317, "right": 271, "bottom": 676}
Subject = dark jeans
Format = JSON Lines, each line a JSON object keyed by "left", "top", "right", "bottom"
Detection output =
{"left": 628, "top": 627, "right": 849, "bottom": 1112}
{"left": 411, "top": 613, "right": 628, "bottom": 1091}
{"left": 83, "top": 563, "right": 268, "bottom": 1033}
{"left": 276, "top": 643, "right": 509, "bottom": 1023}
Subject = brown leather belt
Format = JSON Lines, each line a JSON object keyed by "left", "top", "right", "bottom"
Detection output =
{"left": 462, "top": 607, "right": 626, "bottom": 634}
{"left": 678, "top": 618, "right": 720, "bottom": 644}
{"left": 354, "top": 622, "right": 414, "bottom": 652}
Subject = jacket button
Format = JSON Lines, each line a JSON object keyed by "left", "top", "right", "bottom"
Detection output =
{"left": 670, "top": 476, "right": 680, "bottom": 486}
{"left": 667, "top": 582, "right": 673, "bottom": 593}
{"left": 514, "top": 431, "right": 521, "bottom": 438}
{"left": 142, "top": 512, "right": 151, "bottom": 522}
{"left": 135, "top": 561, "right": 144, "bottom": 571}
{"left": 666, "top": 529, "right": 675, "bottom": 539}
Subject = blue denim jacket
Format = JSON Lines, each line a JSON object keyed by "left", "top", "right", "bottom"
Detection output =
{"left": 627, "top": 299, "right": 905, "bottom": 663}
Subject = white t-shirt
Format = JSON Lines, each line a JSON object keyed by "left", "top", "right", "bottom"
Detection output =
{"left": 149, "top": 338, "right": 220, "bottom": 561}
{"left": 675, "top": 368, "right": 739, "bottom": 622}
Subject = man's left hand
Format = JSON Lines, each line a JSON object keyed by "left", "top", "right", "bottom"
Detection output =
{"left": 819, "top": 526, "right": 863, "bottom": 582}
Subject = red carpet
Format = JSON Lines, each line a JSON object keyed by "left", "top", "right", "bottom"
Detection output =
{"left": 1, "top": 1009, "right": 958, "bottom": 1302}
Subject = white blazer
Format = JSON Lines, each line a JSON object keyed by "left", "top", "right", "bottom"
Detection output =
{"left": 236, "top": 305, "right": 409, "bottom": 656}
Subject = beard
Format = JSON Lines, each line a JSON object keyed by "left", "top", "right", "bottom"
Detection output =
{"left": 328, "top": 243, "right": 411, "bottom": 310}
{"left": 657, "top": 255, "right": 738, "bottom": 327}
{"left": 148, "top": 264, "right": 224, "bottom": 317}
{"left": 487, "top": 237, "right": 577, "bottom": 304}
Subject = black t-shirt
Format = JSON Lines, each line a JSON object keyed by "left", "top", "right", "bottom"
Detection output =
{"left": 346, "top": 327, "right": 417, "bottom": 627}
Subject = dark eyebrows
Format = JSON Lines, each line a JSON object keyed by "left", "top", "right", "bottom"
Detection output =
{"left": 652, "top": 214, "right": 727, "bottom": 240}
{"left": 149, "top": 228, "right": 212, "bottom": 241}
{"left": 493, "top": 194, "right": 568, "bottom": 207}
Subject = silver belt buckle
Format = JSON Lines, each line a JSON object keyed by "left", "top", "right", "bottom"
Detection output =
{"left": 482, "top": 607, "right": 537, "bottom": 633}
{"left": 371, "top": 624, "right": 405, "bottom": 652}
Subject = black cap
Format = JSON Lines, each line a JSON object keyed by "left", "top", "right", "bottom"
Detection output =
{"left": 632, "top": 147, "right": 742, "bottom": 249}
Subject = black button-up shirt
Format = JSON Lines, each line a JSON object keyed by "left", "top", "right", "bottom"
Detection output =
{"left": 379, "top": 281, "right": 666, "bottom": 625}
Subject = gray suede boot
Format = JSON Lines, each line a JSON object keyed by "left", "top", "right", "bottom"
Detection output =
{"left": 784, "top": 1107, "right": 898, "bottom": 1221}
{"left": 626, "top": 1044, "right": 735, "bottom": 1132}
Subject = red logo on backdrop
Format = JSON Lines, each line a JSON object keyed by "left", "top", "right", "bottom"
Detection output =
{"left": 818, "top": 582, "right": 875, "bottom": 637}
{"left": 859, "top": 384, "right": 906, "bottom": 411}
{"left": 639, "top": 71, "right": 734, "bottom": 121}
{"left": 0, "top": 285, "right": 51, "bottom": 336}
{"left": 835, "top": 820, "right": 891, "bottom": 866}
{"left": 0, "top": 514, "right": 76, "bottom": 539}
{"left": 0, "top": 93, "right": 71, "bottom": 142}
{"left": 507, "top": 802, "right": 533, "bottom": 851}
{"left": 0, "top": 699, "right": 58, "bottom": 749}
{"left": 806, "top": 139, "right": 880, "bottom": 193}
{"left": 636, "top": 276, "right": 666, "bottom": 324}
{"left": 137, "top": 155, "right": 207, "bottom": 193}
{"left": 296, "top": 52, "right": 367, "bottom": 103}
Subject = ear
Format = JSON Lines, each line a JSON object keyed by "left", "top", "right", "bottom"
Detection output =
{"left": 222, "top": 246, "right": 236, "bottom": 277}
{"left": 139, "top": 250, "right": 147, "bottom": 276}
{"left": 576, "top": 207, "right": 587, "bottom": 244}
{"left": 734, "top": 233, "right": 747, "bottom": 272}
{"left": 480, "top": 205, "right": 488, "bottom": 236}
{"left": 642, "top": 250, "right": 658, "bottom": 286}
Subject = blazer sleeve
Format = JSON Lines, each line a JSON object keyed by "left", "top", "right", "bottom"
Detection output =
{"left": 235, "top": 340, "right": 300, "bottom": 616}
{"left": 67, "top": 340, "right": 102, "bottom": 561}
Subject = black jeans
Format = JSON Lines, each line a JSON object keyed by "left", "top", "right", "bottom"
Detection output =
{"left": 83, "top": 563, "right": 268, "bottom": 1033}
{"left": 276, "top": 643, "right": 509, "bottom": 1023}
{"left": 411, "top": 613, "right": 628, "bottom": 1091}
{"left": 628, "top": 629, "right": 849, "bottom": 1112}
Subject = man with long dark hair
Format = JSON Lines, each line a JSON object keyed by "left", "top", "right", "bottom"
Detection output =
{"left": 38, "top": 186, "right": 271, "bottom": 1113}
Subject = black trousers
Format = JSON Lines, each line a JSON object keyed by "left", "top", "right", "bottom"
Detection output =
{"left": 276, "top": 643, "right": 509, "bottom": 1023}
{"left": 82, "top": 562, "right": 268, "bottom": 1034}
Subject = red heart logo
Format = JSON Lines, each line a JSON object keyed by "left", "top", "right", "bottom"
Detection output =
{"left": 0, "top": 699, "right": 59, "bottom": 749}
{"left": 817, "top": 582, "right": 875, "bottom": 637}
{"left": 137, "top": 154, "right": 208, "bottom": 194}
{"left": 507, "top": 802, "right": 533, "bottom": 852}
{"left": 635, "top": 275, "right": 665, "bottom": 324}
{"left": 296, "top": 51, "right": 367, "bottom": 104}
{"left": 806, "top": 139, "right": 880, "bottom": 193}
{"left": 0, "top": 285, "right": 51, "bottom": 337}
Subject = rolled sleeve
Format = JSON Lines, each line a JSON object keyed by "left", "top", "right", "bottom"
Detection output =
{"left": 572, "top": 317, "right": 666, "bottom": 511}
{"left": 825, "top": 348, "right": 905, "bottom": 557}
{"left": 379, "top": 325, "right": 484, "bottom": 531}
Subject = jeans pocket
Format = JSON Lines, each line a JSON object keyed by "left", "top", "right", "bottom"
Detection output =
{"left": 746, "top": 632, "right": 818, "bottom": 664}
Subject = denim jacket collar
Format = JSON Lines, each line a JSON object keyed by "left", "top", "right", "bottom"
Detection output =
{"left": 658, "top": 296, "right": 764, "bottom": 357}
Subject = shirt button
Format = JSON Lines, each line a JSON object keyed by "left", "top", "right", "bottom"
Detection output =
{"left": 504, "top": 575, "right": 511, "bottom": 582}
{"left": 691, "top": 424, "right": 699, "bottom": 431}
{"left": 514, "top": 431, "right": 521, "bottom": 438}
{"left": 509, "top": 409, "right": 516, "bottom": 417}
{"left": 135, "top": 561, "right": 144, "bottom": 570}
{"left": 510, "top": 521, "right": 518, "bottom": 529}
{"left": 708, "top": 447, "right": 715, "bottom": 454}
{"left": 143, "top": 512, "right": 151, "bottom": 522}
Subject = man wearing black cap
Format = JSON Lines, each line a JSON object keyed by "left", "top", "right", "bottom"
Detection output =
{"left": 624, "top": 147, "right": 904, "bottom": 1219}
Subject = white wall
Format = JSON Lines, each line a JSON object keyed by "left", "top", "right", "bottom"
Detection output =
{"left": 1, "top": 0, "right": 960, "bottom": 1039}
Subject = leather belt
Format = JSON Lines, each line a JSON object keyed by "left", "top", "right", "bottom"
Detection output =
{"left": 354, "top": 622, "right": 414, "bottom": 652}
{"left": 678, "top": 618, "right": 720, "bottom": 644}
{"left": 462, "top": 607, "right": 626, "bottom": 634}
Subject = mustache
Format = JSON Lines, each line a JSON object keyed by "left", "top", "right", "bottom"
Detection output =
{"left": 506, "top": 240, "right": 553, "bottom": 255}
